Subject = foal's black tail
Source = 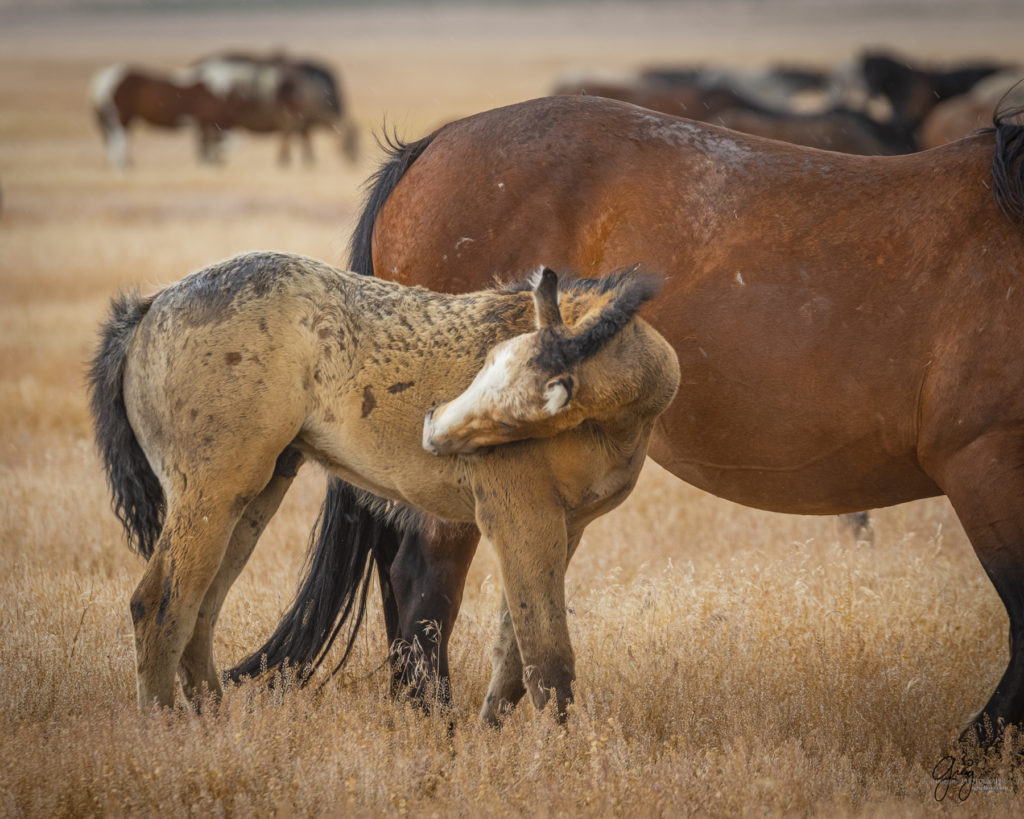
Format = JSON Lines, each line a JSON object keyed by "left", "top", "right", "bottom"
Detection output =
{"left": 991, "top": 106, "right": 1024, "bottom": 226}
{"left": 87, "top": 292, "right": 164, "bottom": 559}
{"left": 228, "top": 130, "right": 436, "bottom": 685}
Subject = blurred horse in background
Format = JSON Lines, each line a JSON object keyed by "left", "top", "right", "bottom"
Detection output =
{"left": 552, "top": 66, "right": 915, "bottom": 155}
{"left": 920, "top": 72, "right": 1024, "bottom": 148}
{"left": 640, "top": 64, "right": 830, "bottom": 111}
{"left": 191, "top": 52, "right": 359, "bottom": 166}
{"left": 90, "top": 64, "right": 228, "bottom": 169}
{"left": 332, "top": 94, "right": 1024, "bottom": 746}
{"left": 860, "top": 50, "right": 1009, "bottom": 133}
{"left": 712, "top": 102, "right": 916, "bottom": 154}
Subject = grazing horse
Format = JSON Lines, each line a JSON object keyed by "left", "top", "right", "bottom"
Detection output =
{"left": 90, "top": 64, "right": 228, "bottom": 169}
{"left": 712, "top": 103, "right": 916, "bottom": 155}
{"left": 552, "top": 73, "right": 753, "bottom": 123}
{"left": 311, "top": 94, "right": 1024, "bottom": 743}
{"left": 191, "top": 53, "right": 360, "bottom": 166}
{"left": 554, "top": 72, "right": 914, "bottom": 154}
{"left": 88, "top": 251, "right": 679, "bottom": 718}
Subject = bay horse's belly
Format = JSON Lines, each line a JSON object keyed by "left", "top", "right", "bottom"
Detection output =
{"left": 640, "top": 278, "right": 941, "bottom": 514}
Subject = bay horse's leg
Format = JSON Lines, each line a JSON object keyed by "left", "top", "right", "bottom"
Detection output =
{"left": 932, "top": 432, "right": 1024, "bottom": 746}
{"left": 388, "top": 517, "right": 479, "bottom": 708}
{"left": 178, "top": 449, "right": 303, "bottom": 702}
{"left": 838, "top": 511, "right": 874, "bottom": 544}
{"left": 480, "top": 531, "right": 583, "bottom": 726}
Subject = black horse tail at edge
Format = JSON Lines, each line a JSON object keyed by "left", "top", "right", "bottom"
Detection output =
{"left": 226, "top": 482, "right": 403, "bottom": 685}
{"left": 228, "top": 129, "right": 437, "bottom": 686}
{"left": 991, "top": 105, "right": 1024, "bottom": 225}
{"left": 347, "top": 130, "right": 436, "bottom": 277}
{"left": 88, "top": 291, "right": 164, "bottom": 560}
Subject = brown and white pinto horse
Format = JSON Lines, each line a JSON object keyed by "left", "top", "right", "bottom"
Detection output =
{"left": 89, "top": 252, "right": 678, "bottom": 718}
{"left": 191, "top": 53, "right": 360, "bottom": 166}
{"left": 90, "top": 64, "right": 228, "bottom": 169}
{"left": 301, "top": 95, "right": 1024, "bottom": 744}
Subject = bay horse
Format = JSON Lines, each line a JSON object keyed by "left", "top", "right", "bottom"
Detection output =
{"left": 191, "top": 53, "right": 360, "bottom": 166}
{"left": 302, "top": 94, "right": 1024, "bottom": 743}
{"left": 88, "top": 251, "right": 679, "bottom": 717}
{"left": 90, "top": 64, "right": 228, "bottom": 169}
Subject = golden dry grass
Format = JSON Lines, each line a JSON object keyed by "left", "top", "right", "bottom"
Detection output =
{"left": 4, "top": 2, "right": 1024, "bottom": 815}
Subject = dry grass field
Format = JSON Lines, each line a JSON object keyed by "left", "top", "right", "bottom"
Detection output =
{"left": 3, "top": 1, "right": 1024, "bottom": 815}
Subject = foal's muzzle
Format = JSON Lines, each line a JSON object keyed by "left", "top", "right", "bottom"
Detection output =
{"left": 422, "top": 406, "right": 441, "bottom": 455}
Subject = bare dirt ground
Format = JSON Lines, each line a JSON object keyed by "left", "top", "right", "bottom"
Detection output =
{"left": 2, "top": 1, "right": 1024, "bottom": 815}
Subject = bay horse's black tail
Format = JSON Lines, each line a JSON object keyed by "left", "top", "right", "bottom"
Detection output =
{"left": 228, "top": 131, "right": 434, "bottom": 686}
{"left": 88, "top": 292, "right": 164, "bottom": 559}
{"left": 347, "top": 131, "right": 436, "bottom": 276}
{"left": 226, "top": 483, "right": 401, "bottom": 685}
{"left": 991, "top": 106, "right": 1024, "bottom": 225}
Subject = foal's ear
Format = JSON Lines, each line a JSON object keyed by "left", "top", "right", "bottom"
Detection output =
{"left": 543, "top": 374, "right": 575, "bottom": 415}
{"left": 532, "top": 267, "right": 564, "bottom": 329}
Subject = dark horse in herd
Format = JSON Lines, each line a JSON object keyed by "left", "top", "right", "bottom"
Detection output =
{"left": 97, "top": 92, "right": 1024, "bottom": 747}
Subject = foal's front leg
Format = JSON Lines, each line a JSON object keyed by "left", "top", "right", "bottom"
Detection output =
{"left": 477, "top": 490, "right": 575, "bottom": 722}
{"left": 481, "top": 531, "right": 582, "bottom": 725}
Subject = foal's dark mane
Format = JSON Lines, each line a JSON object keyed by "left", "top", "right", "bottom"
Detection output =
{"left": 532, "top": 267, "right": 663, "bottom": 373}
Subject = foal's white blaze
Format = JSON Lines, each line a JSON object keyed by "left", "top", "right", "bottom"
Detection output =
{"left": 425, "top": 343, "right": 516, "bottom": 448}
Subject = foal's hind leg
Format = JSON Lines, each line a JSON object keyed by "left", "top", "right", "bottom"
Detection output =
{"left": 931, "top": 432, "right": 1024, "bottom": 745}
{"left": 131, "top": 494, "right": 243, "bottom": 709}
{"left": 131, "top": 451, "right": 287, "bottom": 709}
{"left": 178, "top": 449, "right": 303, "bottom": 702}
{"left": 481, "top": 531, "right": 583, "bottom": 726}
